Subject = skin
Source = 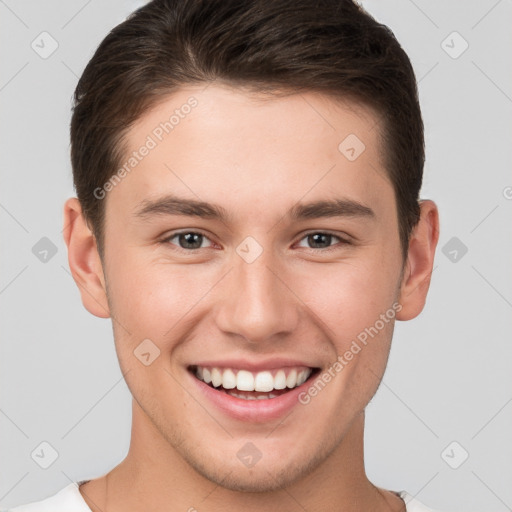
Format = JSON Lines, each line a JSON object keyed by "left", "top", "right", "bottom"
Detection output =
{"left": 63, "top": 83, "right": 439, "bottom": 512}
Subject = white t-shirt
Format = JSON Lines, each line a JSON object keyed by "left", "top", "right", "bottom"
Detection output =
{"left": 4, "top": 481, "right": 445, "bottom": 512}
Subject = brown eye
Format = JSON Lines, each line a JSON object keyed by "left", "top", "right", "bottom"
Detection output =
{"left": 296, "top": 232, "right": 349, "bottom": 250}
{"left": 164, "top": 231, "right": 213, "bottom": 250}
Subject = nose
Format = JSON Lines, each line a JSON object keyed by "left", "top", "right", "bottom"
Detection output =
{"left": 214, "top": 246, "right": 300, "bottom": 345}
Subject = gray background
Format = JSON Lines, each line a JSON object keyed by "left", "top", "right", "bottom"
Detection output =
{"left": 1, "top": 1, "right": 511, "bottom": 510}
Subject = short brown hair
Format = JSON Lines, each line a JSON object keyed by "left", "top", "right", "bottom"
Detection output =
{"left": 71, "top": 0, "right": 424, "bottom": 261}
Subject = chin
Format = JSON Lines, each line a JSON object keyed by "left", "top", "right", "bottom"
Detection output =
{"left": 176, "top": 436, "right": 334, "bottom": 493}
{"left": 191, "top": 460, "right": 309, "bottom": 493}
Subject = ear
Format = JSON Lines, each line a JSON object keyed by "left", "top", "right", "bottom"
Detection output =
{"left": 396, "top": 199, "right": 440, "bottom": 321}
{"left": 62, "top": 197, "right": 110, "bottom": 318}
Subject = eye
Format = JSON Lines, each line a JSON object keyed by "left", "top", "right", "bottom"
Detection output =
{"left": 163, "top": 231, "right": 214, "bottom": 250}
{"left": 296, "top": 232, "right": 350, "bottom": 251}
{"left": 161, "top": 230, "right": 350, "bottom": 252}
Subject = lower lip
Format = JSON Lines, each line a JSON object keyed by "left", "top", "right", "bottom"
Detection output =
{"left": 188, "top": 370, "right": 316, "bottom": 422}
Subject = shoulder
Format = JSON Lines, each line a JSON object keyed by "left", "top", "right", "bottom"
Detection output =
{"left": 3, "top": 482, "right": 91, "bottom": 512}
{"left": 398, "top": 491, "right": 447, "bottom": 512}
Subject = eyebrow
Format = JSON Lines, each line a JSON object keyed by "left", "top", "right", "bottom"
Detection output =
{"left": 133, "top": 194, "right": 375, "bottom": 223}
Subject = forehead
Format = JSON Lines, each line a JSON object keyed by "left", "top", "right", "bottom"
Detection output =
{"left": 108, "top": 83, "right": 392, "bottom": 224}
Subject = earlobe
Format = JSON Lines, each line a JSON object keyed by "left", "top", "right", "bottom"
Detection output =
{"left": 396, "top": 199, "right": 440, "bottom": 321}
{"left": 62, "top": 197, "right": 111, "bottom": 319}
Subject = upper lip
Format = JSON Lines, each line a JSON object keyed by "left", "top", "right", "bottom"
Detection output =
{"left": 189, "top": 358, "right": 318, "bottom": 372}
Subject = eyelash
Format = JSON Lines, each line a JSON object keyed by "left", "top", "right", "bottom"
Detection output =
{"left": 160, "top": 230, "right": 351, "bottom": 253}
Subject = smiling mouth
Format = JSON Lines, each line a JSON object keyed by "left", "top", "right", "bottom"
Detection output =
{"left": 189, "top": 365, "right": 320, "bottom": 400}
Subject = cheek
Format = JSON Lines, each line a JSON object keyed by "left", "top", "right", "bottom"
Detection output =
{"left": 295, "top": 255, "right": 399, "bottom": 387}
{"left": 105, "top": 254, "right": 216, "bottom": 345}
{"left": 297, "top": 256, "right": 398, "bottom": 332}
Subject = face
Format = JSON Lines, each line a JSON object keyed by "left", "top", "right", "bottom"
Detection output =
{"left": 96, "top": 84, "right": 406, "bottom": 491}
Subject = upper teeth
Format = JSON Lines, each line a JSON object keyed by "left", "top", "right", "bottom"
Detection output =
{"left": 195, "top": 366, "right": 312, "bottom": 392}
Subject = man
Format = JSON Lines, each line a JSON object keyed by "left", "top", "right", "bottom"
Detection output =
{"left": 8, "top": 0, "right": 442, "bottom": 510}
